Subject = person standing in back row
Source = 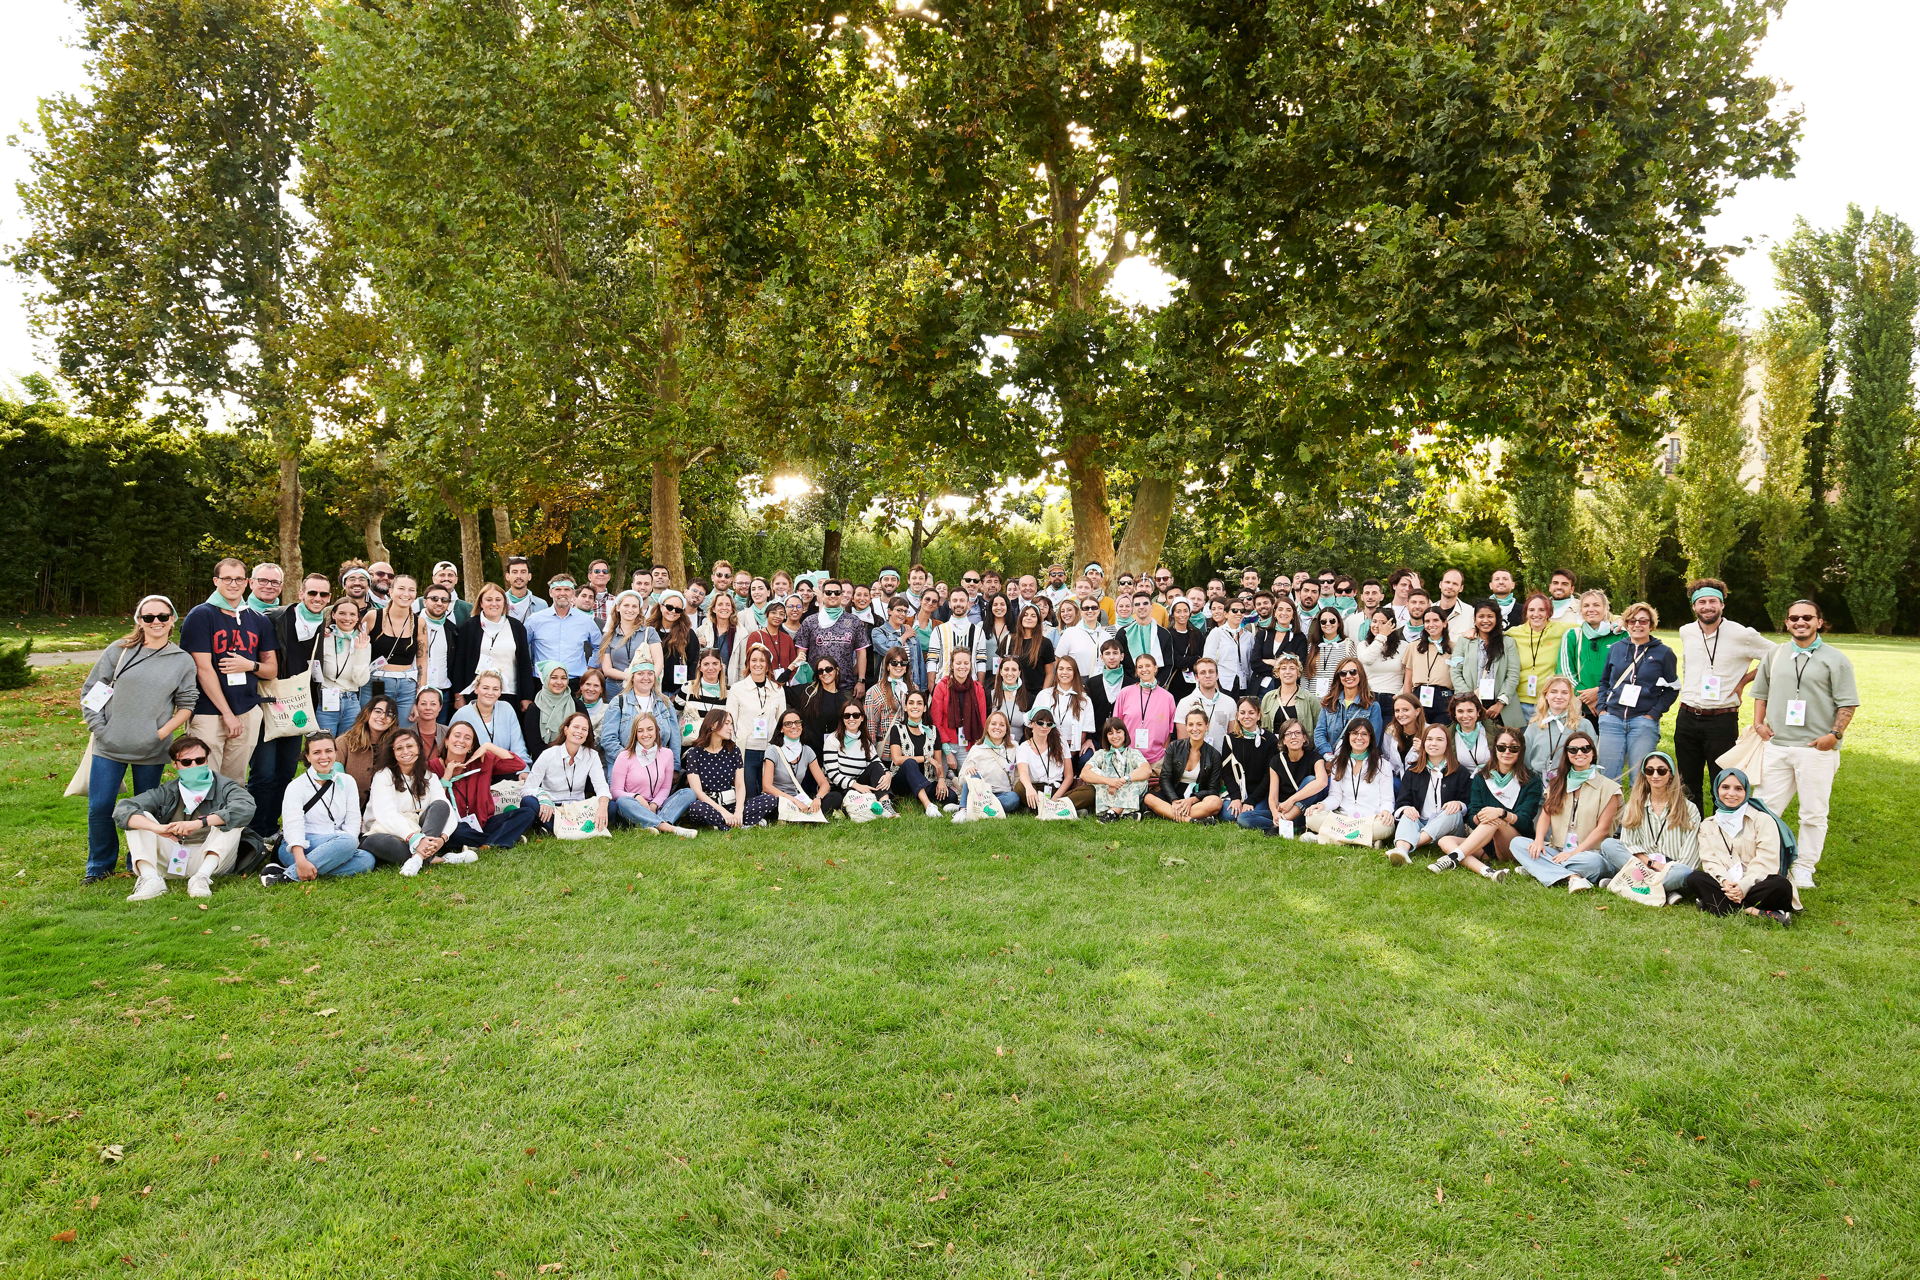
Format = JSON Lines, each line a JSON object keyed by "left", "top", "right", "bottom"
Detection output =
{"left": 1674, "top": 578, "right": 1773, "bottom": 810}
{"left": 1751, "top": 601, "right": 1858, "bottom": 892}
{"left": 181, "top": 558, "right": 281, "bottom": 784}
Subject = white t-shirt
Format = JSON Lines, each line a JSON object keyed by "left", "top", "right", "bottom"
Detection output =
{"left": 1678, "top": 619, "right": 1773, "bottom": 710}
{"left": 1031, "top": 685, "right": 1097, "bottom": 749}
{"left": 1014, "top": 741, "right": 1065, "bottom": 789}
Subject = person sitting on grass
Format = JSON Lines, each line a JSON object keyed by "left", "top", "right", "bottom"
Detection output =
{"left": 360, "top": 729, "right": 463, "bottom": 877}
{"left": 263, "top": 732, "right": 372, "bottom": 885}
{"left": 824, "top": 702, "right": 897, "bottom": 819}
{"left": 1081, "top": 716, "right": 1152, "bottom": 822}
{"left": 1222, "top": 698, "right": 1277, "bottom": 832}
{"left": 1685, "top": 768, "right": 1797, "bottom": 926}
{"left": 527, "top": 711, "right": 613, "bottom": 837}
{"left": 1267, "top": 718, "right": 1329, "bottom": 838}
{"left": 1015, "top": 708, "right": 1081, "bottom": 816}
{"left": 116, "top": 734, "right": 255, "bottom": 902}
{"left": 431, "top": 721, "right": 543, "bottom": 853}
{"left": 1432, "top": 726, "right": 1540, "bottom": 881}
{"left": 952, "top": 709, "right": 1020, "bottom": 822}
{"left": 1581, "top": 751, "right": 1700, "bottom": 896}
{"left": 1508, "top": 729, "right": 1622, "bottom": 893}
{"left": 1145, "top": 709, "right": 1226, "bottom": 825}
{"left": 612, "top": 714, "right": 697, "bottom": 837}
{"left": 1301, "top": 716, "right": 1395, "bottom": 846}
{"left": 677, "top": 709, "right": 781, "bottom": 830}
{"left": 886, "top": 688, "right": 951, "bottom": 815}
{"left": 762, "top": 708, "right": 835, "bottom": 821}
{"left": 1389, "top": 724, "right": 1469, "bottom": 867}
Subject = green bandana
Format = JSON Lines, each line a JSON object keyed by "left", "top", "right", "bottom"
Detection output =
{"left": 1102, "top": 667, "right": 1126, "bottom": 689}
{"left": 1791, "top": 635, "right": 1824, "bottom": 651}
{"left": 204, "top": 589, "right": 242, "bottom": 611}
{"left": 822, "top": 607, "right": 845, "bottom": 625}
{"left": 297, "top": 602, "right": 327, "bottom": 625}
{"left": 1328, "top": 595, "right": 1356, "bottom": 615}
{"left": 245, "top": 593, "right": 278, "bottom": 613}
{"left": 1564, "top": 766, "right": 1595, "bottom": 791}
{"left": 1493, "top": 593, "right": 1516, "bottom": 608}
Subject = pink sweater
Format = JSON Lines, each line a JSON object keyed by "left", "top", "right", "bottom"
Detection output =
{"left": 1116, "top": 683, "right": 1178, "bottom": 764}
{"left": 612, "top": 746, "right": 675, "bottom": 806}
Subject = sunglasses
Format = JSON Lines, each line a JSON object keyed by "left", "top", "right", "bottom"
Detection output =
{"left": 426, "top": 596, "right": 451, "bottom": 604}
{"left": 1495, "top": 744, "right": 1521, "bottom": 754}
{"left": 962, "top": 576, "right": 979, "bottom": 584}
{"left": 1786, "top": 614, "right": 1817, "bottom": 623}
{"left": 1340, "top": 669, "right": 1360, "bottom": 678}
{"left": 842, "top": 712, "right": 864, "bottom": 721}
{"left": 174, "top": 754, "right": 209, "bottom": 766}
{"left": 303, "top": 589, "right": 331, "bottom": 598}
{"left": 888, "top": 659, "right": 907, "bottom": 668}
{"left": 1643, "top": 765, "right": 1671, "bottom": 776}
{"left": 662, "top": 605, "right": 683, "bottom": 614}
{"left": 138, "top": 612, "right": 173, "bottom": 623}
{"left": 1566, "top": 744, "right": 1596, "bottom": 756}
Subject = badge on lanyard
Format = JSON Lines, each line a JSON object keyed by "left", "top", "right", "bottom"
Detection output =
{"left": 1617, "top": 683, "right": 1641, "bottom": 708}
{"left": 1525, "top": 674, "right": 1538, "bottom": 698}
{"left": 83, "top": 682, "right": 115, "bottom": 712}
{"left": 1784, "top": 699, "right": 1807, "bottom": 727}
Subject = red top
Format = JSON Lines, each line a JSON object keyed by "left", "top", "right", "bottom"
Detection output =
{"left": 930, "top": 676, "right": 988, "bottom": 749}
{"left": 431, "top": 748, "right": 526, "bottom": 825}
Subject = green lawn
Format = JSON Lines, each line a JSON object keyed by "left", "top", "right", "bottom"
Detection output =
{"left": 3, "top": 639, "right": 1917, "bottom": 1278}
{"left": 1, "top": 614, "right": 124, "bottom": 654}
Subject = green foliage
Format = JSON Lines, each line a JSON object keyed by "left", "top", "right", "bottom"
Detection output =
{"left": 1754, "top": 305, "right": 1823, "bottom": 623}
{"left": 1580, "top": 459, "right": 1675, "bottom": 606}
{"left": 0, "top": 641, "right": 32, "bottom": 691}
{"left": 1419, "top": 540, "right": 1519, "bottom": 596}
{"left": 1671, "top": 293, "right": 1752, "bottom": 581}
{"left": 1507, "top": 451, "right": 1581, "bottom": 589}
{"left": 1831, "top": 211, "right": 1920, "bottom": 634}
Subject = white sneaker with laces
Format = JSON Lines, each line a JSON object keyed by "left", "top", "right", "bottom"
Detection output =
{"left": 923, "top": 800, "right": 941, "bottom": 818}
{"left": 442, "top": 850, "right": 479, "bottom": 865}
{"left": 1387, "top": 848, "right": 1410, "bottom": 866}
{"left": 127, "top": 869, "right": 168, "bottom": 902}
{"left": 187, "top": 871, "right": 214, "bottom": 899}
{"left": 1566, "top": 875, "right": 1592, "bottom": 893}
{"left": 951, "top": 811, "right": 971, "bottom": 824}
{"left": 1790, "top": 867, "right": 1816, "bottom": 890}
{"left": 400, "top": 855, "right": 424, "bottom": 877}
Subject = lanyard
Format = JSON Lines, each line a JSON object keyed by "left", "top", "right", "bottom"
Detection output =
{"left": 638, "top": 751, "right": 664, "bottom": 799}
{"left": 561, "top": 749, "right": 582, "bottom": 796}
{"left": 1525, "top": 627, "right": 1549, "bottom": 671}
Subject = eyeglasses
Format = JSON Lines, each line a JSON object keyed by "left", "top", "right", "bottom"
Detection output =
{"left": 1494, "top": 744, "right": 1521, "bottom": 754}
{"left": 369, "top": 709, "right": 393, "bottom": 720}
{"left": 215, "top": 575, "right": 246, "bottom": 584}
{"left": 138, "top": 612, "right": 172, "bottom": 623}
{"left": 254, "top": 579, "right": 282, "bottom": 588}
{"left": 373, "top": 572, "right": 393, "bottom": 580}
{"left": 1566, "top": 744, "right": 1596, "bottom": 756}
{"left": 173, "top": 754, "right": 209, "bottom": 766}
{"left": 1643, "top": 765, "right": 1671, "bottom": 776}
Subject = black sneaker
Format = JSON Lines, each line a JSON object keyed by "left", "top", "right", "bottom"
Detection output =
{"left": 1762, "top": 908, "right": 1794, "bottom": 928}
{"left": 1193, "top": 816, "right": 1219, "bottom": 827}
{"left": 1097, "top": 811, "right": 1120, "bottom": 823}
{"left": 259, "top": 865, "right": 292, "bottom": 887}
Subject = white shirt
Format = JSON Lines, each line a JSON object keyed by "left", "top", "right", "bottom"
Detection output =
{"left": 1014, "top": 741, "right": 1065, "bottom": 788}
{"left": 1054, "top": 623, "right": 1110, "bottom": 684}
{"left": 1175, "top": 688, "right": 1236, "bottom": 750}
{"left": 471, "top": 616, "right": 519, "bottom": 697}
{"left": 281, "top": 769, "right": 361, "bottom": 848}
{"left": 1327, "top": 762, "right": 1395, "bottom": 818}
{"left": 527, "top": 744, "right": 609, "bottom": 805}
{"left": 1677, "top": 618, "right": 1773, "bottom": 710}
{"left": 1031, "top": 684, "right": 1097, "bottom": 750}
{"left": 1202, "top": 625, "right": 1251, "bottom": 691}
{"left": 421, "top": 617, "right": 452, "bottom": 690}
{"left": 1438, "top": 598, "right": 1477, "bottom": 642}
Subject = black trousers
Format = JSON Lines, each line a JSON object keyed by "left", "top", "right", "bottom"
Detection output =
{"left": 1685, "top": 870, "right": 1793, "bottom": 916}
{"left": 1674, "top": 706, "right": 1740, "bottom": 810}
{"left": 360, "top": 801, "right": 453, "bottom": 864}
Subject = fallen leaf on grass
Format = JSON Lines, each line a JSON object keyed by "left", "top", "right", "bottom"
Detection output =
{"left": 303, "top": 964, "right": 321, "bottom": 974}
{"left": 136, "top": 1186, "right": 152, "bottom": 1197}
{"left": 927, "top": 1186, "right": 948, "bottom": 1202}
{"left": 50, "top": 1229, "right": 76, "bottom": 1243}
{"left": 1844, "top": 1215, "right": 1855, "bottom": 1227}
{"left": 1342, "top": 1053, "right": 1354, "bottom": 1065}
{"left": 314, "top": 1009, "right": 337, "bottom": 1018}
{"left": 773, "top": 1269, "right": 789, "bottom": 1279}
{"left": 994, "top": 1045, "right": 1007, "bottom": 1057}
{"left": 100, "top": 1144, "right": 125, "bottom": 1163}
{"left": 537, "top": 1265, "right": 564, "bottom": 1274}
{"left": 1435, "top": 1185, "right": 1445, "bottom": 1204}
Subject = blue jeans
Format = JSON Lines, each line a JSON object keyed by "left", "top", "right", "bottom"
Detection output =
{"left": 959, "top": 779, "right": 1021, "bottom": 814}
{"left": 248, "top": 730, "right": 302, "bottom": 837}
{"left": 618, "top": 791, "right": 696, "bottom": 829}
{"left": 1509, "top": 835, "right": 1584, "bottom": 886}
{"left": 277, "top": 832, "right": 374, "bottom": 877}
{"left": 1575, "top": 838, "right": 1696, "bottom": 892}
{"left": 1393, "top": 809, "right": 1465, "bottom": 849}
{"left": 86, "top": 756, "right": 164, "bottom": 878}
{"left": 316, "top": 688, "right": 363, "bottom": 737}
{"left": 380, "top": 674, "right": 418, "bottom": 726}
{"left": 1597, "top": 712, "right": 1661, "bottom": 784}
{"left": 1232, "top": 800, "right": 1273, "bottom": 832}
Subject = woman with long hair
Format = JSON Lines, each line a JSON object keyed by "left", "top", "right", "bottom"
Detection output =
{"left": 696, "top": 589, "right": 746, "bottom": 683}
{"left": 1081, "top": 717, "right": 1152, "bottom": 821}
{"left": 886, "top": 688, "right": 950, "bottom": 814}
{"left": 1454, "top": 601, "right": 1520, "bottom": 728}
{"left": 725, "top": 643, "right": 786, "bottom": 798}
{"left": 1162, "top": 598, "right": 1204, "bottom": 702}
{"left": 795, "top": 658, "right": 850, "bottom": 756}
{"left": 762, "top": 708, "right": 834, "bottom": 818}
{"left": 931, "top": 648, "right": 989, "bottom": 774}
{"left": 1009, "top": 602, "right": 1056, "bottom": 697}
{"left": 339, "top": 694, "right": 401, "bottom": 797}
{"left": 653, "top": 591, "right": 699, "bottom": 704}
{"left": 366, "top": 574, "right": 429, "bottom": 725}
{"left": 1510, "top": 729, "right": 1623, "bottom": 892}
{"left": 1030, "top": 654, "right": 1096, "bottom": 760}
{"left": 1403, "top": 606, "right": 1454, "bottom": 724}
{"left": 987, "top": 655, "right": 1031, "bottom": 744}
{"left": 1508, "top": 591, "right": 1566, "bottom": 718}
{"left": 1450, "top": 695, "right": 1493, "bottom": 772}
{"left": 677, "top": 709, "right": 780, "bottom": 830}
{"left": 1222, "top": 698, "right": 1277, "bottom": 831}
{"left": 1265, "top": 718, "right": 1327, "bottom": 838}
{"left": 526, "top": 710, "right": 612, "bottom": 836}
{"left": 952, "top": 709, "right": 1020, "bottom": 821}
{"left": 431, "top": 720, "right": 541, "bottom": 852}
{"left": 1312, "top": 658, "right": 1383, "bottom": 761}
{"left": 1432, "top": 726, "right": 1540, "bottom": 881}
{"left": 1015, "top": 708, "right": 1079, "bottom": 815}
{"left": 451, "top": 582, "right": 537, "bottom": 716}
{"left": 1258, "top": 651, "right": 1318, "bottom": 741}
{"left": 864, "top": 647, "right": 913, "bottom": 746}
{"left": 1390, "top": 724, "right": 1469, "bottom": 865}
{"left": 1358, "top": 605, "right": 1407, "bottom": 702}
{"left": 360, "top": 729, "right": 459, "bottom": 875}
{"left": 1301, "top": 717, "right": 1395, "bottom": 846}
{"left": 1382, "top": 694, "right": 1427, "bottom": 778}
{"left": 983, "top": 592, "right": 1016, "bottom": 668}
{"left": 1578, "top": 750, "right": 1700, "bottom": 895}
{"left": 611, "top": 714, "right": 696, "bottom": 836}
{"left": 310, "top": 598, "right": 372, "bottom": 736}
{"left": 597, "top": 589, "right": 662, "bottom": 752}
{"left": 1523, "top": 674, "right": 1586, "bottom": 781}
{"left": 1145, "top": 709, "right": 1226, "bottom": 825}
{"left": 823, "top": 702, "right": 897, "bottom": 818}
{"left": 1306, "top": 607, "right": 1353, "bottom": 700}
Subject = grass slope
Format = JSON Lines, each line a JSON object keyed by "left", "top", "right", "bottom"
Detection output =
{"left": 3, "top": 638, "right": 1918, "bottom": 1278}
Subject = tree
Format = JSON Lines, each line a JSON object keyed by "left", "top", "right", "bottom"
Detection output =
{"left": 1753, "top": 305, "right": 1822, "bottom": 621}
{"left": 1772, "top": 214, "right": 1855, "bottom": 504}
{"left": 1582, "top": 458, "right": 1673, "bottom": 606}
{"left": 1507, "top": 449, "right": 1581, "bottom": 593}
{"left": 14, "top": 0, "right": 319, "bottom": 577}
{"left": 1831, "top": 212, "right": 1919, "bottom": 634}
{"left": 1672, "top": 292, "right": 1752, "bottom": 581}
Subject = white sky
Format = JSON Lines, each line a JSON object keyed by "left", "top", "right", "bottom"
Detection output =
{"left": 2, "top": 0, "right": 1916, "bottom": 386}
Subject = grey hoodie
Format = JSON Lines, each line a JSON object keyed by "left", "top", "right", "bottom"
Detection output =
{"left": 80, "top": 641, "right": 200, "bottom": 765}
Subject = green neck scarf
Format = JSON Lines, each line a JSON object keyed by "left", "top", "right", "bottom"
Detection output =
{"left": 1792, "top": 635, "right": 1824, "bottom": 652}
{"left": 1493, "top": 593, "right": 1516, "bottom": 608}
{"left": 296, "top": 602, "right": 327, "bottom": 625}
{"left": 245, "top": 593, "right": 279, "bottom": 613}
{"left": 1564, "top": 766, "right": 1595, "bottom": 791}
{"left": 1102, "top": 667, "right": 1126, "bottom": 688}
{"left": 204, "top": 590, "right": 243, "bottom": 611}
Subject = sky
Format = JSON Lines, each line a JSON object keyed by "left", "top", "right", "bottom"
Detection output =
{"left": 2, "top": 0, "right": 1917, "bottom": 388}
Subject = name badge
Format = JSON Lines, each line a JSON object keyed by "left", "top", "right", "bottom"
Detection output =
{"left": 164, "top": 838, "right": 191, "bottom": 877}
{"left": 1617, "top": 683, "right": 1640, "bottom": 708}
{"left": 83, "top": 682, "right": 115, "bottom": 713}
{"left": 752, "top": 716, "right": 769, "bottom": 740}
{"left": 1784, "top": 699, "right": 1807, "bottom": 727}
{"left": 673, "top": 664, "right": 689, "bottom": 685}
{"left": 226, "top": 671, "right": 247, "bottom": 687}
{"left": 1133, "top": 724, "right": 1151, "bottom": 749}
{"left": 1477, "top": 675, "right": 1496, "bottom": 701}
{"left": 1700, "top": 672, "right": 1723, "bottom": 700}
{"left": 322, "top": 686, "right": 342, "bottom": 712}
{"left": 1525, "top": 674, "right": 1538, "bottom": 698}
{"left": 1418, "top": 685, "right": 1436, "bottom": 707}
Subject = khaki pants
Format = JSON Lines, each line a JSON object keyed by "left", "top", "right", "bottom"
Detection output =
{"left": 190, "top": 705, "right": 263, "bottom": 781}
{"left": 1304, "top": 807, "right": 1395, "bottom": 846}
{"left": 1759, "top": 742, "right": 1842, "bottom": 874}
{"left": 126, "top": 825, "right": 243, "bottom": 878}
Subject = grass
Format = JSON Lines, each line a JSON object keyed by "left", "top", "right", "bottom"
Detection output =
{"left": 1, "top": 615, "right": 124, "bottom": 655}
{"left": 3, "top": 635, "right": 1918, "bottom": 1279}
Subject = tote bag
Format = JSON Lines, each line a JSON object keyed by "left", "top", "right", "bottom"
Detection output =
{"left": 1606, "top": 854, "right": 1671, "bottom": 907}
{"left": 553, "top": 798, "right": 609, "bottom": 840}
{"left": 964, "top": 786, "right": 1006, "bottom": 821}
{"left": 260, "top": 675, "right": 317, "bottom": 741}
{"left": 845, "top": 792, "right": 889, "bottom": 823}
{"left": 1036, "top": 795, "right": 1078, "bottom": 821}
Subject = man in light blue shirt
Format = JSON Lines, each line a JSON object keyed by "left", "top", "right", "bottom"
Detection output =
{"left": 524, "top": 576, "right": 603, "bottom": 683}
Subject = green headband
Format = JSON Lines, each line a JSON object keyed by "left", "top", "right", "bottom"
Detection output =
{"left": 1689, "top": 586, "right": 1724, "bottom": 603}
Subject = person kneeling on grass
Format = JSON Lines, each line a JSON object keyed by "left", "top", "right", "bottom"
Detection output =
{"left": 1300, "top": 717, "right": 1394, "bottom": 846}
{"left": 1145, "top": 709, "right": 1226, "bottom": 825}
{"left": 116, "top": 735, "right": 255, "bottom": 902}
{"left": 263, "top": 733, "right": 372, "bottom": 885}
{"left": 361, "top": 729, "right": 465, "bottom": 876}
{"left": 1508, "top": 729, "right": 1622, "bottom": 893}
{"left": 432, "top": 722, "right": 543, "bottom": 853}
{"left": 1685, "top": 768, "right": 1797, "bottom": 926}
{"left": 1389, "top": 724, "right": 1469, "bottom": 866}
{"left": 952, "top": 710, "right": 1021, "bottom": 822}
{"left": 527, "top": 711, "right": 613, "bottom": 836}
{"left": 611, "top": 714, "right": 697, "bottom": 836}
{"left": 1432, "top": 726, "right": 1540, "bottom": 881}
{"left": 1081, "top": 717, "right": 1151, "bottom": 822}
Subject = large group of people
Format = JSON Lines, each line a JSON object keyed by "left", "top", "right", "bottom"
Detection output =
{"left": 79, "top": 554, "right": 1858, "bottom": 925}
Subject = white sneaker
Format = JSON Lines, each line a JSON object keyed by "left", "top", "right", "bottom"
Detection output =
{"left": 442, "top": 850, "right": 479, "bottom": 865}
{"left": 1566, "top": 875, "right": 1592, "bottom": 893}
{"left": 1295, "top": 833, "right": 1320, "bottom": 844}
{"left": 923, "top": 800, "right": 941, "bottom": 818}
{"left": 400, "top": 855, "right": 424, "bottom": 877}
{"left": 127, "top": 870, "right": 167, "bottom": 902}
{"left": 951, "top": 811, "right": 971, "bottom": 824}
{"left": 665, "top": 824, "right": 696, "bottom": 839}
{"left": 1387, "top": 848, "right": 1410, "bottom": 867}
{"left": 941, "top": 802, "right": 960, "bottom": 814}
{"left": 1790, "top": 867, "right": 1815, "bottom": 890}
{"left": 187, "top": 871, "right": 214, "bottom": 899}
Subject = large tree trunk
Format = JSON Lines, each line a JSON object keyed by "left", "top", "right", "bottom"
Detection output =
{"left": 1114, "top": 473, "right": 1176, "bottom": 578}
{"left": 1064, "top": 434, "right": 1117, "bottom": 574}
{"left": 276, "top": 443, "right": 303, "bottom": 582}
{"left": 823, "top": 524, "right": 843, "bottom": 576}
{"left": 456, "top": 506, "right": 484, "bottom": 603}
{"left": 363, "top": 503, "right": 389, "bottom": 564}
{"left": 651, "top": 456, "right": 686, "bottom": 587}
{"left": 909, "top": 515, "right": 938, "bottom": 568}
{"left": 492, "top": 505, "right": 513, "bottom": 572}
